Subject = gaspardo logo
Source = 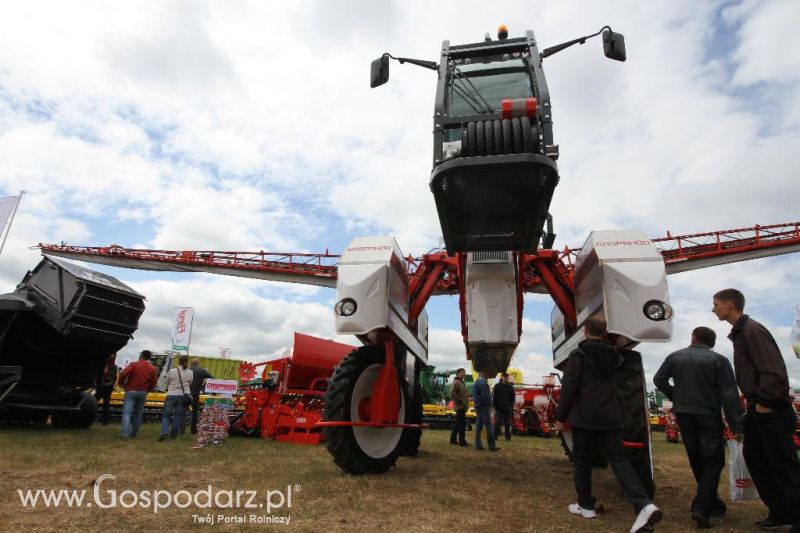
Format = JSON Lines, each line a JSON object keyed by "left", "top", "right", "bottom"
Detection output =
{"left": 17, "top": 474, "right": 298, "bottom": 523}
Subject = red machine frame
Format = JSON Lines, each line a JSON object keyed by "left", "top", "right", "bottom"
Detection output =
{"left": 37, "top": 221, "right": 800, "bottom": 433}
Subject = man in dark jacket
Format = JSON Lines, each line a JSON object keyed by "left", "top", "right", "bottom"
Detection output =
{"left": 493, "top": 372, "right": 515, "bottom": 441}
{"left": 654, "top": 326, "right": 742, "bottom": 528}
{"left": 449, "top": 368, "right": 469, "bottom": 447}
{"left": 555, "top": 317, "right": 661, "bottom": 533}
{"left": 472, "top": 371, "right": 499, "bottom": 451}
{"left": 713, "top": 288, "right": 800, "bottom": 531}
{"left": 189, "top": 358, "right": 213, "bottom": 434}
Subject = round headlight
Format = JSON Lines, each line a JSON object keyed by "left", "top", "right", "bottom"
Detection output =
{"left": 335, "top": 298, "right": 357, "bottom": 317}
{"left": 643, "top": 300, "right": 672, "bottom": 321}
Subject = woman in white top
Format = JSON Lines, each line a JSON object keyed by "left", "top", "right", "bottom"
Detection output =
{"left": 159, "top": 355, "right": 194, "bottom": 440}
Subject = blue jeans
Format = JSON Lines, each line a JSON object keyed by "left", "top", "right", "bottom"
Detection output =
{"left": 121, "top": 391, "right": 147, "bottom": 438}
{"left": 160, "top": 395, "right": 186, "bottom": 438}
{"left": 474, "top": 407, "right": 496, "bottom": 449}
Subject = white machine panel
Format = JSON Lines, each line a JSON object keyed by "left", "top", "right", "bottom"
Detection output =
{"left": 464, "top": 251, "right": 519, "bottom": 373}
{"left": 552, "top": 230, "right": 672, "bottom": 367}
{"left": 335, "top": 236, "right": 427, "bottom": 362}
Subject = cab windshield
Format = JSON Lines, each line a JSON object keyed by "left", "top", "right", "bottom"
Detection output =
{"left": 447, "top": 59, "right": 532, "bottom": 117}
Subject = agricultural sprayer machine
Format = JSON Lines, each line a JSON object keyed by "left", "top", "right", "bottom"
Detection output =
{"left": 37, "top": 23, "right": 800, "bottom": 487}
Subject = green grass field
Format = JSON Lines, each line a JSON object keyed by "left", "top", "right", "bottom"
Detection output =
{"left": 0, "top": 423, "right": 767, "bottom": 532}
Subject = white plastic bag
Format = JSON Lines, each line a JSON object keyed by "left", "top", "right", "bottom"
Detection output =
{"left": 727, "top": 440, "right": 759, "bottom": 501}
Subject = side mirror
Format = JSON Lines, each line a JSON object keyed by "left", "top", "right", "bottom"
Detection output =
{"left": 602, "top": 29, "right": 626, "bottom": 62}
{"left": 370, "top": 55, "right": 390, "bottom": 88}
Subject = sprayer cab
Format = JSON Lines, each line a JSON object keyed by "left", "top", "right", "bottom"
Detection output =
{"left": 429, "top": 29, "right": 559, "bottom": 253}
{"left": 370, "top": 25, "right": 626, "bottom": 254}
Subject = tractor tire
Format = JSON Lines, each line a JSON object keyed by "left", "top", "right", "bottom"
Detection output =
{"left": 492, "top": 119, "right": 503, "bottom": 155}
{"left": 324, "top": 345, "right": 406, "bottom": 475}
{"left": 484, "top": 120, "right": 495, "bottom": 155}
{"left": 618, "top": 349, "right": 656, "bottom": 498}
{"left": 400, "top": 379, "right": 423, "bottom": 457}
{"left": 560, "top": 429, "right": 609, "bottom": 468}
{"left": 511, "top": 117, "right": 523, "bottom": 153}
{"left": 461, "top": 127, "right": 469, "bottom": 157}
{"left": 524, "top": 409, "right": 540, "bottom": 436}
{"left": 52, "top": 391, "right": 97, "bottom": 428}
{"left": 70, "top": 391, "right": 98, "bottom": 428}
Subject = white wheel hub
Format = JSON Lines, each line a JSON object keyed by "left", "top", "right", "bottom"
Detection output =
{"left": 350, "top": 363, "right": 405, "bottom": 459}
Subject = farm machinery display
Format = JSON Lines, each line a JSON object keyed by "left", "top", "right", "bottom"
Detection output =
{"left": 101, "top": 354, "right": 247, "bottom": 422}
{"left": 230, "top": 332, "right": 354, "bottom": 445}
{"left": 511, "top": 374, "right": 561, "bottom": 438}
{"left": 0, "top": 256, "right": 144, "bottom": 427}
{"left": 36, "top": 21, "right": 800, "bottom": 485}
{"left": 419, "top": 365, "right": 475, "bottom": 429}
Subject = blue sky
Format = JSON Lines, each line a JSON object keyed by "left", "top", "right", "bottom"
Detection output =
{"left": 0, "top": 0, "right": 798, "bottom": 386}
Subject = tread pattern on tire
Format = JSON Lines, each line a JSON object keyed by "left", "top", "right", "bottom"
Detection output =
{"left": 400, "top": 379, "right": 423, "bottom": 456}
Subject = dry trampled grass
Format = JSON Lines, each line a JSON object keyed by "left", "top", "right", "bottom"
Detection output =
{"left": 0, "top": 423, "right": 766, "bottom": 532}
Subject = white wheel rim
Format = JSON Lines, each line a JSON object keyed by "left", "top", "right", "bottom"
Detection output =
{"left": 351, "top": 364, "right": 405, "bottom": 459}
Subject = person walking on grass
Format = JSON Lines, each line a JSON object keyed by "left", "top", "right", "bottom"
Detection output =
{"left": 653, "top": 326, "right": 742, "bottom": 528}
{"left": 449, "top": 368, "right": 469, "bottom": 447}
{"left": 472, "top": 370, "right": 499, "bottom": 452}
{"left": 158, "top": 355, "right": 194, "bottom": 441}
{"left": 555, "top": 317, "right": 661, "bottom": 533}
{"left": 118, "top": 350, "right": 158, "bottom": 439}
{"left": 713, "top": 288, "right": 800, "bottom": 532}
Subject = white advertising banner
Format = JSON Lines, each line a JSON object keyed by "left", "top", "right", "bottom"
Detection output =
{"left": 0, "top": 196, "right": 18, "bottom": 232}
{"left": 171, "top": 307, "right": 194, "bottom": 352}
{"left": 205, "top": 379, "right": 238, "bottom": 395}
{"left": 0, "top": 194, "right": 22, "bottom": 257}
{"left": 791, "top": 305, "right": 800, "bottom": 358}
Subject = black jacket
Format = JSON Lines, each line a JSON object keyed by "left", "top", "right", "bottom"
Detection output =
{"left": 555, "top": 339, "right": 624, "bottom": 430}
{"left": 653, "top": 343, "right": 742, "bottom": 433}
{"left": 492, "top": 381, "right": 515, "bottom": 411}
{"left": 729, "top": 315, "right": 793, "bottom": 409}
{"left": 190, "top": 366, "right": 214, "bottom": 397}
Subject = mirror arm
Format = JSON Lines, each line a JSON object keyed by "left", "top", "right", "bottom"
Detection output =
{"left": 385, "top": 53, "right": 439, "bottom": 72}
{"left": 540, "top": 25, "right": 612, "bottom": 60}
